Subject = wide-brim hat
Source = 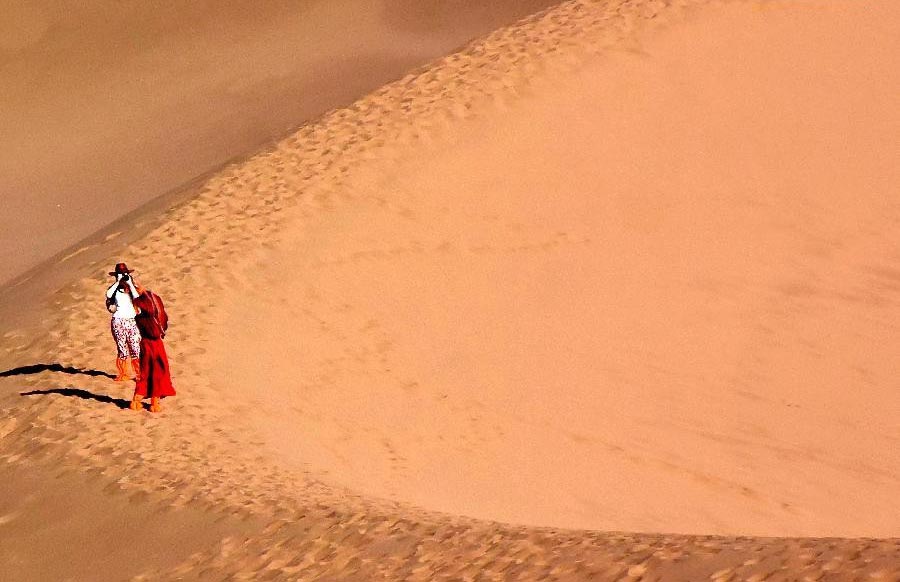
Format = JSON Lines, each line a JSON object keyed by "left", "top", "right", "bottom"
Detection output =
{"left": 108, "top": 262, "right": 133, "bottom": 276}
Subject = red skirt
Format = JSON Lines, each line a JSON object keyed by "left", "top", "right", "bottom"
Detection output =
{"left": 135, "top": 337, "right": 175, "bottom": 398}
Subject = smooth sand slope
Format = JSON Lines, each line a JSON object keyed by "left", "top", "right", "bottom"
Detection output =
{"left": 0, "top": 0, "right": 556, "bottom": 286}
{"left": 211, "top": 0, "right": 900, "bottom": 537}
{"left": 1, "top": 0, "right": 898, "bottom": 580}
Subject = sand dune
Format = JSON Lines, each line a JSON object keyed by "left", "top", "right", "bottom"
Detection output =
{"left": 209, "top": 0, "right": 900, "bottom": 537}
{"left": 0, "top": 0, "right": 556, "bottom": 286}
{"left": 1, "top": 0, "right": 898, "bottom": 580}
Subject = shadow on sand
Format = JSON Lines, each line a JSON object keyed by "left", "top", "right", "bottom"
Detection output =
{"left": 0, "top": 363, "right": 116, "bottom": 380}
{"left": 3, "top": 363, "right": 135, "bottom": 410}
{"left": 20, "top": 387, "right": 133, "bottom": 410}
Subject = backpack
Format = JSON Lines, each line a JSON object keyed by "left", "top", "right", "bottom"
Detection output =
{"left": 137, "top": 290, "right": 169, "bottom": 339}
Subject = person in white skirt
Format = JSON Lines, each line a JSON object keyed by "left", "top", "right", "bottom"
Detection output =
{"left": 105, "top": 262, "right": 141, "bottom": 382}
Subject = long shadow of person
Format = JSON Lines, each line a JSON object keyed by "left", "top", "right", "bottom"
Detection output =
{"left": 0, "top": 363, "right": 116, "bottom": 379}
{"left": 3, "top": 362, "right": 134, "bottom": 410}
{"left": 20, "top": 387, "right": 132, "bottom": 410}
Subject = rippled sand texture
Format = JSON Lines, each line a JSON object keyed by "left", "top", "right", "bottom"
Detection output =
{"left": 1, "top": 0, "right": 898, "bottom": 580}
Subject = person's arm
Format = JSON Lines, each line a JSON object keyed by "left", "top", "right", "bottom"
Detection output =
{"left": 125, "top": 279, "right": 139, "bottom": 299}
{"left": 106, "top": 277, "right": 121, "bottom": 299}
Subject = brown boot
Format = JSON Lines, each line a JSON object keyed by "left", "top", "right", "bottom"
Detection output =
{"left": 129, "top": 393, "right": 143, "bottom": 411}
{"left": 130, "top": 358, "right": 141, "bottom": 382}
{"left": 149, "top": 397, "right": 161, "bottom": 413}
{"left": 114, "top": 358, "right": 128, "bottom": 382}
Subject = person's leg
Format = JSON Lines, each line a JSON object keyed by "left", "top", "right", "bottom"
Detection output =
{"left": 111, "top": 318, "right": 129, "bottom": 381}
{"left": 124, "top": 318, "right": 142, "bottom": 382}
{"left": 129, "top": 359, "right": 140, "bottom": 381}
{"left": 150, "top": 397, "right": 161, "bottom": 413}
{"left": 131, "top": 359, "right": 141, "bottom": 381}
{"left": 114, "top": 357, "right": 128, "bottom": 381}
{"left": 131, "top": 340, "right": 148, "bottom": 411}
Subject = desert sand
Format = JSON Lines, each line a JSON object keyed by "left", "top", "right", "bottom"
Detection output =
{"left": 0, "top": 0, "right": 556, "bottom": 287}
{"left": 1, "top": 0, "right": 898, "bottom": 580}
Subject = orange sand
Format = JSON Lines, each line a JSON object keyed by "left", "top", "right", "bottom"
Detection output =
{"left": 1, "top": 1, "right": 898, "bottom": 580}
{"left": 212, "top": 0, "right": 900, "bottom": 537}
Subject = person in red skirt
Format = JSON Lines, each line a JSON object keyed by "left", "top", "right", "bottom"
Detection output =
{"left": 129, "top": 279, "right": 175, "bottom": 412}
